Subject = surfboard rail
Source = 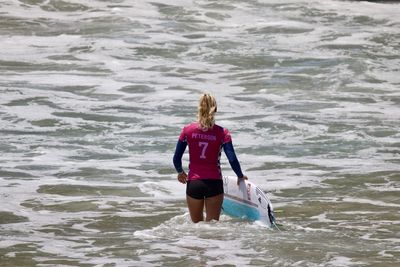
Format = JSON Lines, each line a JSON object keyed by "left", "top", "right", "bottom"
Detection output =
{"left": 222, "top": 176, "right": 276, "bottom": 227}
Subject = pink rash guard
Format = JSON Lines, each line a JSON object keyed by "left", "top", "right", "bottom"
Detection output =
{"left": 178, "top": 122, "right": 232, "bottom": 180}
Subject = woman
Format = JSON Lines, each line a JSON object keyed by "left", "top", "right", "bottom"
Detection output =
{"left": 173, "top": 93, "right": 248, "bottom": 223}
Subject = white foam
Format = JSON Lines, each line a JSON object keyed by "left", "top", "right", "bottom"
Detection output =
{"left": 342, "top": 197, "right": 400, "bottom": 208}
{"left": 326, "top": 256, "right": 360, "bottom": 267}
{"left": 1, "top": 0, "right": 400, "bottom": 266}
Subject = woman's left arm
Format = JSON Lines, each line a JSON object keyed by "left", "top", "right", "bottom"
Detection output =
{"left": 173, "top": 140, "right": 187, "bottom": 173}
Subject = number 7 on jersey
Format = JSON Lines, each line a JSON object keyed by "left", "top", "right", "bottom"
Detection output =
{"left": 199, "top": 142, "right": 208, "bottom": 159}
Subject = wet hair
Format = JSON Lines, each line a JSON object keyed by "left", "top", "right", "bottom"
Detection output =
{"left": 197, "top": 93, "right": 217, "bottom": 130}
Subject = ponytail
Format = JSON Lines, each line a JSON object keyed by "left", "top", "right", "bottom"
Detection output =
{"left": 197, "top": 93, "right": 217, "bottom": 130}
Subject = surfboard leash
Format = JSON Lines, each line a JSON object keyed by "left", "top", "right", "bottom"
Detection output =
{"left": 268, "top": 204, "right": 281, "bottom": 231}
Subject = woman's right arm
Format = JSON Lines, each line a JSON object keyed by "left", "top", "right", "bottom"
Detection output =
{"left": 223, "top": 141, "right": 244, "bottom": 178}
{"left": 224, "top": 142, "right": 248, "bottom": 185}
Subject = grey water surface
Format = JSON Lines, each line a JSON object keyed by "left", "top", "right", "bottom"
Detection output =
{"left": 1, "top": 0, "right": 399, "bottom": 266}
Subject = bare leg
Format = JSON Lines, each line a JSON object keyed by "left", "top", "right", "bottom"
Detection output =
{"left": 205, "top": 193, "right": 224, "bottom": 221}
{"left": 186, "top": 195, "right": 204, "bottom": 223}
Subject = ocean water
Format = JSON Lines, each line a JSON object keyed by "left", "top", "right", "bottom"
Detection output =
{"left": 1, "top": 0, "right": 399, "bottom": 266}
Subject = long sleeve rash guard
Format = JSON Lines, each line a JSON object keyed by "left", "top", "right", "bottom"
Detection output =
{"left": 173, "top": 140, "right": 244, "bottom": 179}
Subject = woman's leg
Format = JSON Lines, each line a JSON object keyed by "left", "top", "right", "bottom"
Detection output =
{"left": 186, "top": 195, "right": 204, "bottom": 223}
{"left": 205, "top": 193, "right": 224, "bottom": 221}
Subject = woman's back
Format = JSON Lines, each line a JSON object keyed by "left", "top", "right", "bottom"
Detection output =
{"left": 178, "top": 122, "right": 231, "bottom": 180}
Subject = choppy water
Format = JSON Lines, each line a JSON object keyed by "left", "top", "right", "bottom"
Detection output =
{"left": 1, "top": 0, "right": 399, "bottom": 266}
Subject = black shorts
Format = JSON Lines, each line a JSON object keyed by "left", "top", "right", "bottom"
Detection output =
{"left": 186, "top": 179, "right": 224, "bottom": 200}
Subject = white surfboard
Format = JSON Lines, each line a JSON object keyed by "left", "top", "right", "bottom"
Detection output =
{"left": 222, "top": 176, "right": 276, "bottom": 227}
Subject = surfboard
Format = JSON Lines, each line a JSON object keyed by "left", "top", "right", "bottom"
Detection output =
{"left": 222, "top": 176, "right": 276, "bottom": 227}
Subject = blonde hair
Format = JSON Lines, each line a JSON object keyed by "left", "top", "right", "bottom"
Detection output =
{"left": 197, "top": 93, "right": 217, "bottom": 130}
